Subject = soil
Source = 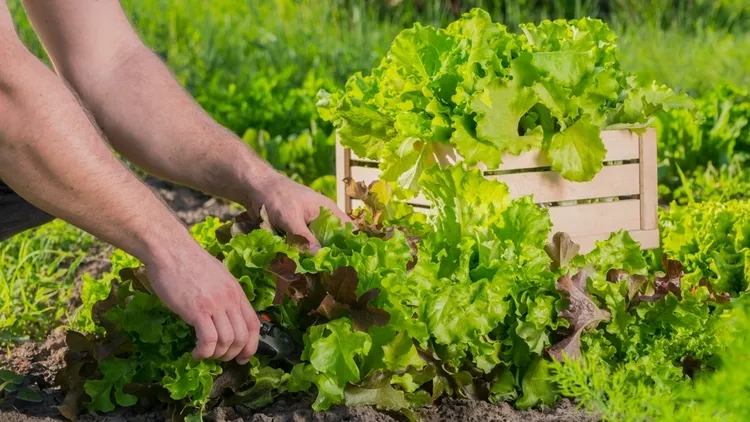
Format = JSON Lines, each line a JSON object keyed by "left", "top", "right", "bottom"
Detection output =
{"left": 1, "top": 355, "right": 597, "bottom": 422}
{"left": 145, "top": 178, "right": 238, "bottom": 226}
{"left": 1, "top": 181, "right": 598, "bottom": 422}
{"left": 0, "top": 325, "right": 597, "bottom": 422}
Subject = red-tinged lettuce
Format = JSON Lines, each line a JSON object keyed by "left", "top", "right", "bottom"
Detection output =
{"left": 551, "top": 246, "right": 732, "bottom": 405}
{"left": 546, "top": 270, "right": 612, "bottom": 361}
{"left": 551, "top": 295, "right": 750, "bottom": 422}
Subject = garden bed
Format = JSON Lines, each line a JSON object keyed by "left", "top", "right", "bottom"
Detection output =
{"left": 2, "top": 329, "right": 592, "bottom": 422}
{"left": 0, "top": 179, "right": 594, "bottom": 422}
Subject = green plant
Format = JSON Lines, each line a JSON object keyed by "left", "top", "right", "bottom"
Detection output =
{"left": 0, "top": 369, "right": 42, "bottom": 404}
{"left": 56, "top": 161, "right": 736, "bottom": 420}
{"left": 552, "top": 293, "right": 750, "bottom": 422}
{"left": 669, "top": 156, "right": 750, "bottom": 204}
{"left": 616, "top": 27, "right": 750, "bottom": 97}
{"left": 657, "top": 85, "right": 750, "bottom": 201}
{"left": 0, "top": 220, "right": 95, "bottom": 348}
{"left": 657, "top": 199, "right": 750, "bottom": 294}
{"left": 319, "top": 10, "right": 690, "bottom": 198}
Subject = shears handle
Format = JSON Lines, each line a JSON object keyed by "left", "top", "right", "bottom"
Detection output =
{"left": 256, "top": 312, "right": 296, "bottom": 361}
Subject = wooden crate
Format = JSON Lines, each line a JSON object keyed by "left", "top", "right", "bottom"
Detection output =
{"left": 336, "top": 128, "right": 659, "bottom": 253}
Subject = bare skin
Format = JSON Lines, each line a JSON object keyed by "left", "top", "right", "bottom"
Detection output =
{"left": 0, "top": 1, "right": 350, "bottom": 364}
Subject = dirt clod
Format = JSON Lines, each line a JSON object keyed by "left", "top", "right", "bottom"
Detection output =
{"left": 4, "top": 328, "right": 68, "bottom": 388}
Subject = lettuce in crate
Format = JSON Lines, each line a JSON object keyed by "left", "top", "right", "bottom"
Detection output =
{"left": 317, "top": 8, "right": 692, "bottom": 195}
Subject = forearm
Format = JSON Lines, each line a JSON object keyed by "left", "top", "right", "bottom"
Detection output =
{"left": 55, "top": 45, "right": 280, "bottom": 206}
{"left": 0, "top": 39, "right": 195, "bottom": 263}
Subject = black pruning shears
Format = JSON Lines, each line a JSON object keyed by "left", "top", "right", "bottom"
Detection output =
{"left": 256, "top": 312, "right": 300, "bottom": 364}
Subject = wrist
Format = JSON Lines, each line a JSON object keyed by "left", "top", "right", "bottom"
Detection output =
{"left": 238, "top": 159, "right": 285, "bottom": 210}
{"left": 135, "top": 219, "right": 197, "bottom": 269}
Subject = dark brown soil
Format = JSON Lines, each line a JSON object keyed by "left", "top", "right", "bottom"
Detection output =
{"left": 2, "top": 328, "right": 68, "bottom": 388}
{"left": 1, "top": 182, "right": 598, "bottom": 422}
{"left": 1, "top": 327, "right": 596, "bottom": 422}
{"left": 145, "top": 178, "right": 238, "bottom": 226}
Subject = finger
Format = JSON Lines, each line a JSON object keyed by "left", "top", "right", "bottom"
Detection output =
{"left": 237, "top": 301, "right": 261, "bottom": 365}
{"left": 297, "top": 225, "right": 321, "bottom": 254}
{"left": 329, "top": 202, "right": 353, "bottom": 225}
{"left": 308, "top": 200, "right": 352, "bottom": 226}
{"left": 210, "top": 312, "right": 234, "bottom": 360}
{"left": 191, "top": 315, "right": 218, "bottom": 360}
{"left": 280, "top": 219, "right": 321, "bottom": 254}
{"left": 223, "top": 310, "right": 249, "bottom": 362}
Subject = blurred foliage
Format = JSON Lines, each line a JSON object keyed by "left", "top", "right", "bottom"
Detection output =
{"left": 9, "top": 0, "right": 749, "bottom": 191}
{"left": 241, "top": 122, "right": 337, "bottom": 199}
{"left": 374, "top": 0, "right": 748, "bottom": 31}
{"left": 657, "top": 85, "right": 750, "bottom": 203}
{"left": 0, "top": 220, "right": 94, "bottom": 348}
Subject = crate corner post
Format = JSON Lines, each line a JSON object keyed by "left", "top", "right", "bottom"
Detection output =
{"left": 638, "top": 128, "right": 660, "bottom": 250}
{"left": 335, "top": 132, "right": 351, "bottom": 214}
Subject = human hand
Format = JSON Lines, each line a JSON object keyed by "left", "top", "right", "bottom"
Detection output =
{"left": 248, "top": 174, "right": 351, "bottom": 253}
{"left": 143, "top": 240, "right": 260, "bottom": 365}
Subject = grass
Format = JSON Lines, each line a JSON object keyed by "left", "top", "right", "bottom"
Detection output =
{"left": 0, "top": 221, "right": 94, "bottom": 349}
{"left": 616, "top": 24, "right": 750, "bottom": 97}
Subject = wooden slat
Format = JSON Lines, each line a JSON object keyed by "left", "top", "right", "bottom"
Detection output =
{"left": 335, "top": 135, "right": 351, "bottom": 213}
{"left": 639, "top": 128, "right": 658, "bottom": 230}
{"left": 349, "top": 129, "right": 640, "bottom": 171}
{"left": 349, "top": 163, "right": 641, "bottom": 205}
{"left": 491, "top": 164, "right": 640, "bottom": 203}
{"left": 547, "top": 200, "right": 642, "bottom": 237}
{"left": 350, "top": 154, "right": 379, "bottom": 164}
{"left": 349, "top": 199, "right": 656, "bottom": 253}
{"left": 350, "top": 199, "right": 642, "bottom": 238}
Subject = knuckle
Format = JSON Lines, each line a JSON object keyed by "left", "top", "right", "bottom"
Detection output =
{"left": 240, "top": 345, "right": 253, "bottom": 357}
{"left": 234, "top": 330, "right": 249, "bottom": 345}
{"left": 217, "top": 334, "right": 234, "bottom": 348}
{"left": 202, "top": 334, "right": 218, "bottom": 345}
{"left": 247, "top": 316, "right": 261, "bottom": 332}
{"left": 224, "top": 285, "right": 238, "bottom": 298}
{"left": 196, "top": 296, "right": 216, "bottom": 310}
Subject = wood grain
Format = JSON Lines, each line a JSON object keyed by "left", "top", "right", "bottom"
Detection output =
{"left": 639, "top": 128, "right": 658, "bottom": 230}
{"left": 349, "top": 163, "right": 640, "bottom": 205}
{"left": 335, "top": 134, "right": 351, "bottom": 213}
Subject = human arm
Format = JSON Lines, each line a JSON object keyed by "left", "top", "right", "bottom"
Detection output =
{"left": 0, "top": 1, "right": 259, "bottom": 364}
{"left": 20, "top": 0, "right": 350, "bottom": 251}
